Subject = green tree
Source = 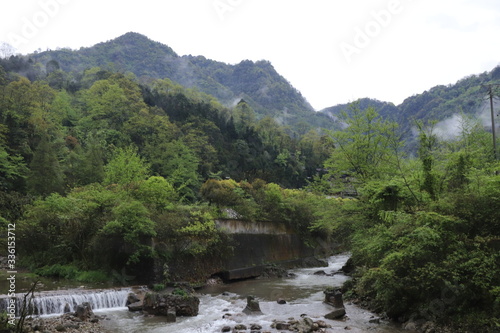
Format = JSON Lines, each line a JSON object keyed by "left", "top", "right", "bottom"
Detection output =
{"left": 325, "top": 102, "right": 397, "bottom": 183}
{"left": 27, "top": 134, "right": 65, "bottom": 196}
{"left": 100, "top": 199, "right": 156, "bottom": 265}
{"left": 145, "top": 140, "right": 200, "bottom": 201}
{"left": 233, "top": 99, "right": 256, "bottom": 135}
{"left": 133, "top": 176, "right": 177, "bottom": 212}
{"left": 103, "top": 146, "right": 150, "bottom": 186}
{"left": 416, "top": 121, "right": 439, "bottom": 200}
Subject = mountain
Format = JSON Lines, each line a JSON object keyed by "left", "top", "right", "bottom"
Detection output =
{"left": 320, "top": 66, "right": 500, "bottom": 133}
{"left": 30, "top": 32, "right": 330, "bottom": 130}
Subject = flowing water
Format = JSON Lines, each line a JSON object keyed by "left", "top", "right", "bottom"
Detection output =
{"left": 100, "top": 254, "right": 410, "bottom": 333}
{"left": 0, "top": 288, "right": 130, "bottom": 316}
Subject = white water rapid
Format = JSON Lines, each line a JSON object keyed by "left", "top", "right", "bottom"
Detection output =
{"left": 0, "top": 288, "right": 130, "bottom": 316}
{"left": 100, "top": 254, "right": 409, "bottom": 333}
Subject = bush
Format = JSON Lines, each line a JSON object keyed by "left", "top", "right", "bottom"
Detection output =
{"left": 76, "top": 270, "right": 109, "bottom": 283}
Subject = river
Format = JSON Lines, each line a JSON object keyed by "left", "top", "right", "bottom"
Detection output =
{"left": 99, "top": 254, "right": 411, "bottom": 333}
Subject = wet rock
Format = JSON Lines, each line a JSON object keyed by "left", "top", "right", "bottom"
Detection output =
{"left": 126, "top": 292, "right": 140, "bottom": 305}
{"left": 242, "top": 296, "right": 263, "bottom": 315}
{"left": 142, "top": 292, "right": 200, "bottom": 317}
{"left": 166, "top": 309, "right": 176, "bottom": 323}
{"left": 234, "top": 324, "right": 247, "bottom": 330}
{"left": 127, "top": 301, "right": 143, "bottom": 312}
{"left": 314, "top": 270, "right": 327, "bottom": 275}
{"left": 277, "top": 298, "right": 287, "bottom": 304}
{"left": 74, "top": 302, "right": 93, "bottom": 321}
{"left": 250, "top": 323, "right": 262, "bottom": 330}
{"left": 369, "top": 316, "right": 381, "bottom": 324}
{"left": 272, "top": 321, "right": 290, "bottom": 330}
{"left": 55, "top": 325, "right": 66, "bottom": 332}
{"left": 325, "top": 307, "right": 346, "bottom": 320}
{"left": 63, "top": 303, "right": 71, "bottom": 313}
{"left": 341, "top": 257, "right": 355, "bottom": 275}
{"left": 324, "top": 289, "right": 346, "bottom": 320}
{"left": 221, "top": 326, "right": 231, "bottom": 332}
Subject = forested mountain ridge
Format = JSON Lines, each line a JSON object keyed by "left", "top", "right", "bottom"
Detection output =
{"left": 29, "top": 32, "right": 327, "bottom": 129}
{"left": 321, "top": 65, "right": 500, "bottom": 134}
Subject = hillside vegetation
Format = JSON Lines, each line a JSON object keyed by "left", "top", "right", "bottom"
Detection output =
{"left": 0, "top": 36, "right": 499, "bottom": 332}
{"left": 29, "top": 32, "right": 333, "bottom": 132}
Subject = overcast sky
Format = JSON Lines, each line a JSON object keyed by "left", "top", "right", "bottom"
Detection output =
{"left": 1, "top": 0, "right": 499, "bottom": 110}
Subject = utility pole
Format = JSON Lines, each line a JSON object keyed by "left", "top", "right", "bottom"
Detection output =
{"left": 483, "top": 84, "right": 500, "bottom": 160}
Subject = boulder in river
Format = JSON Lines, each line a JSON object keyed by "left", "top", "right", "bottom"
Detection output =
{"left": 74, "top": 302, "right": 93, "bottom": 321}
{"left": 324, "top": 288, "right": 346, "bottom": 320}
{"left": 142, "top": 291, "right": 200, "bottom": 317}
{"left": 127, "top": 301, "right": 143, "bottom": 312}
{"left": 126, "top": 292, "right": 140, "bottom": 305}
{"left": 242, "top": 295, "right": 263, "bottom": 315}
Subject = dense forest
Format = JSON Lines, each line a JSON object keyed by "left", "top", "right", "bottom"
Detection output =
{"left": 0, "top": 45, "right": 499, "bottom": 332}
{"left": 28, "top": 32, "right": 334, "bottom": 132}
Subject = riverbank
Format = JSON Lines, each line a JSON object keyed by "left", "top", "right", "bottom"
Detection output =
{"left": 18, "top": 312, "right": 106, "bottom": 333}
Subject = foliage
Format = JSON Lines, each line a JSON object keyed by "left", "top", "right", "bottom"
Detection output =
{"left": 34, "top": 264, "right": 109, "bottom": 283}
{"left": 2, "top": 38, "right": 500, "bottom": 330}
{"left": 103, "top": 146, "right": 150, "bottom": 186}
{"left": 324, "top": 102, "right": 399, "bottom": 184}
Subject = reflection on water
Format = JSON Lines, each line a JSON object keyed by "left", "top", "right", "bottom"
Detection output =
{"left": 100, "top": 254, "right": 409, "bottom": 333}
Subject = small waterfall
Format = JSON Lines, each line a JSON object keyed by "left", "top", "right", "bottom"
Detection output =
{"left": 0, "top": 288, "right": 130, "bottom": 317}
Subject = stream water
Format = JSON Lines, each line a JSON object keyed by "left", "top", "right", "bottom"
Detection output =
{"left": 99, "top": 254, "right": 411, "bottom": 333}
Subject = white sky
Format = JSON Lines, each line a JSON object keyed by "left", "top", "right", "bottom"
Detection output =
{"left": 1, "top": 0, "right": 499, "bottom": 110}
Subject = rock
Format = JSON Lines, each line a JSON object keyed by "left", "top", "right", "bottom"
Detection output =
{"left": 324, "top": 289, "right": 344, "bottom": 307}
{"left": 166, "top": 309, "right": 176, "bottom": 323}
{"left": 332, "top": 291, "right": 345, "bottom": 308}
{"left": 325, "top": 307, "right": 346, "bottom": 320}
{"left": 403, "top": 320, "right": 419, "bottom": 331}
{"left": 242, "top": 296, "right": 263, "bottom": 315}
{"left": 74, "top": 302, "right": 93, "bottom": 321}
{"left": 142, "top": 292, "right": 200, "bottom": 317}
{"left": 317, "top": 320, "right": 328, "bottom": 328}
{"left": 341, "top": 258, "right": 355, "bottom": 274}
{"left": 64, "top": 323, "right": 80, "bottom": 329}
{"left": 234, "top": 324, "right": 247, "bottom": 330}
{"left": 63, "top": 303, "right": 71, "bottom": 313}
{"left": 221, "top": 326, "right": 231, "bottom": 332}
{"left": 292, "top": 317, "right": 315, "bottom": 332}
{"left": 277, "top": 298, "right": 287, "bottom": 304}
{"left": 54, "top": 325, "right": 66, "bottom": 332}
{"left": 369, "top": 316, "right": 381, "bottom": 324}
{"left": 126, "top": 292, "right": 140, "bottom": 306}
{"left": 127, "top": 301, "right": 143, "bottom": 312}
{"left": 250, "top": 323, "right": 262, "bottom": 330}
{"left": 314, "top": 270, "right": 327, "bottom": 275}
{"left": 274, "top": 321, "right": 290, "bottom": 330}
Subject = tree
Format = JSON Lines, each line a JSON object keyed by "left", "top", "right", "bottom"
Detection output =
{"left": 103, "top": 146, "right": 150, "bottom": 186}
{"left": 145, "top": 140, "right": 200, "bottom": 202}
{"left": 325, "top": 102, "right": 397, "bottom": 183}
{"left": 233, "top": 99, "right": 256, "bottom": 135}
{"left": 27, "top": 134, "right": 65, "bottom": 196}
{"left": 416, "top": 121, "right": 439, "bottom": 200}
